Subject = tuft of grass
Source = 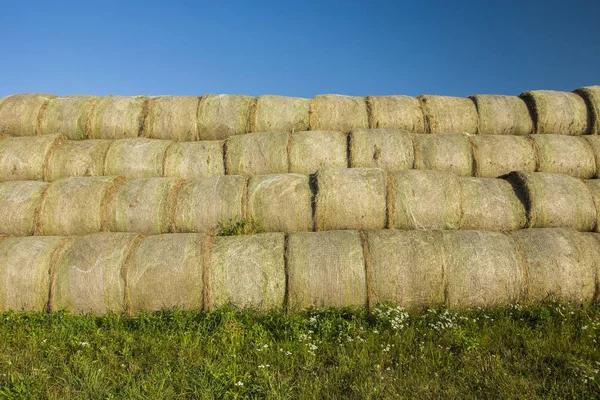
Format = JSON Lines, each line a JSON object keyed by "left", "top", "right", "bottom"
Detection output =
{"left": 217, "top": 218, "right": 262, "bottom": 236}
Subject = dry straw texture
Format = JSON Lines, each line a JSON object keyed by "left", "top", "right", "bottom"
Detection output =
{"left": 0, "top": 181, "right": 49, "bottom": 236}
{"left": 419, "top": 95, "right": 478, "bottom": 134}
{"left": 531, "top": 135, "right": 596, "bottom": 178}
{"left": 469, "top": 94, "right": 533, "bottom": 135}
{"left": 163, "top": 140, "right": 225, "bottom": 180}
{"left": 584, "top": 180, "right": 600, "bottom": 232}
{"left": 89, "top": 96, "right": 147, "bottom": 139}
{"left": 207, "top": 233, "right": 285, "bottom": 310}
{"left": 225, "top": 132, "right": 289, "bottom": 176}
{"left": 584, "top": 136, "right": 600, "bottom": 178}
{"left": 520, "top": 90, "right": 590, "bottom": 135}
{"left": 251, "top": 95, "right": 310, "bottom": 133}
{"left": 0, "top": 134, "right": 63, "bottom": 181}
{"left": 315, "top": 168, "right": 387, "bottom": 231}
{"left": 104, "top": 138, "right": 173, "bottom": 178}
{"left": 288, "top": 130, "right": 347, "bottom": 175}
{"left": 44, "top": 139, "right": 112, "bottom": 181}
{"left": 367, "top": 96, "right": 425, "bottom": 133}
{"left": 470, "top": 135, "right": 536, "bottom": 177}
{"left": 287, "top": 231, "right": 366, "bottom": 308}
{"left": 0, "top": 93, "right": 55, "bottom": 136}
{"left": 309, "top": 95, "right": 368, "bottom": 132}
{"left": 414, "top": 133, "right": 473, "bottom": 176}
{"left": 39, "top": 95, "right": 99, "bottom": 139}
{"left": 198, "top": 94, "right": 253, "bottom": 140}
{"left": 144, "top": 96, "right": 200, "bottom": 141}
{"left": 575, "top": 86, "right": 600, "bottom": 134}
{"left": 349, "top": 128, "right": 414, "bottom": 170}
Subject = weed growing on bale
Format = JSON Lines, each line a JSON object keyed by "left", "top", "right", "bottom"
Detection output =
{"left": 217, "top": 218, "right": 262, "bottom": 236}
{"left": 0, "top": 302, "right": 599, "bottom": 398}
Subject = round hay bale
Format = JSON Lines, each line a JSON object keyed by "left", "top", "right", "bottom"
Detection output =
{"left": 470, "top": 135, "right": 536, "bottom": 177}
{"left": 250, "top": 95, "right": 310, "bottom": 133}
{"left": 247, "top": 174, "right": 313, "bottom": 233}
{"left": 206, "top": 233, "right": 285, "bottom": 310}
{"left": 89, "top": 95, "right": 148, "bottom": 139}
{"left": 44, "top": 139, "right": 112, "bottom": 181}
{"left": 37, "top": 176, "right": 126, "bottom": 236}
{"left": 414, "top": 133, "right": 473, "bottom": 176}
{"left": 315, "top": 168, "right": 387, "bottom": 231}
{"left": 349, "top": 128, "right": 414, "bottom": 170}
{"left": 198, "top": 94, "right": 253, "bottom": 140}
{"left": 225, "top": 132, "right": 289, "bottom": 176}
{"left": 583, "top": 180, "right": 600, "bottom": 232}
{"left": 0, "top": 93, "right": 56, "bottom": 136}
{"left": 531, "top": 135, "right": 596, "bottom": 178}
{"left": 39, "top": 95, "right": 100, "bottom": 139}
{"left": 107, "top": 177, "right": 182, "bottom": 235}
{"left": 125, "top": 233, "right": 204, "bottom": 313}
{"left": 505, "top": 172, "right": 596, "bottom": 231}
{"left": 389, "top": 170, "right": 461, "bottom": 230}
{"left": 50, "top": 232, "right": 141, "bottom": 314}
{"left": 520, "top": 90, "right": 590, "bottom": 135}
{"left": 469, "top": 94, "right": 533, "bottom": 135}
{"left": 287, "top": 230, "right": 366, "bottom": 308}
{"left": 309, "top": 95, "right": 368, "bottom": 132}
{"left": 143, "top": 96, "right": 200, "bottom": 141}
{"left": 173, "top": 176, "right": 246, "bottom": 233}
{"left": 367, "top": 95, "right": 425, "bottom": 133}
{"left": 0, "top": 236, "right": 68, "bottom": 312}
{"left": 0, "top": 181, "right": 49, "bottom": 236}
{"left": 459, "top": 177, "right": 527, "bottom": 231}
{"left": 418, "top": 95, "right": 478, "bottom": 134}
{"left": 104, "top": 138, "right": 173, "bottom": 179}
{"left": 583, "top": 136, "right": 600, "bottom": 178}
{"left": 575, "top": 86, "right": 600, "bottom": 134}
{"left": 0, "top": 134, "right": 64, "bottom": 181}
{"left": 163, "top": 140, "right": 225, "bottom": 179}
{"left": 288, "top": 130, "right": 347, "bottom": 175}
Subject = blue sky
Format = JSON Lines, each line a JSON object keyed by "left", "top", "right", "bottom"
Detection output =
{"left": 0, "top": 0, "right": 598, "bottom": 98}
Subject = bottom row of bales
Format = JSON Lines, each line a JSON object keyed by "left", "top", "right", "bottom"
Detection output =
{"left": 0, "top": 228, "right": 598, "bottom": 315}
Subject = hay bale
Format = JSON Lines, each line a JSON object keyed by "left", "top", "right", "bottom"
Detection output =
{"left": 44, "top": 139, "right": 112, "bottom": 181}
{"left": 510, "top": 228, "right": 598, "bottom": 302}
{"left": 583, "top": 180, "right": 600, "bottom": 232}
{"left": 367, "top": 96, "right": 425, "bottom": 133}
{"left": 89, "top": 95, "right": 147, "bottom": 139}
{"left": 143, "top": 96, "right": 200, "bottom": 141}
{"left": 288, "top": 130, "right": 347, "bottom": 175}
{"left": 37, "top": 176, "right": 125, "bottom": 236}
{"left": 207, "top": 233, "right": 285, "bottom": 310}
{"left": 287, "top": 231, "right": 366, "bottom": 308}
{"left": 505, "top": 172, "right": 596, "bottom": 231}
{"left": 247, "top": 174, "right": 313, "bottom": 232}
{"left": 389, "top": 170, "right": 461, "bottom": 230}
{"left": 470, "top": 135, "right": 536, "bottom": 177}
{"left": 125, "top": 233, "right": 204, "bottom": 313}
{"left": 315, "top": 168, "right": 386, "bottom": 231}
{"left": 0, "top": 236, "right": 68, "bottom": 312}
{"left": 225, "top": 132, "right": 289, "bottom": 176}
{"left": 198, "top": 94, "right": 253, "bottom": 140}
{"left": 520, "top": 90, "right": 590, "bottom": 135}
{"left": 469, "top": 94, "right": 533, "bottom": 135}
{"left": 459, "top": 177, "right": 527, "bottom": 231}
{"left": 531, "top": 135, "right": 596, "bottom": 178}
{"left": 418, "top": 95, "right": 478, "bottom": 134}
{"left": 349, "top": 128, "right": 414, "bottom": 170}
{"left": 0, "top": 134, "right": 63, "bottom": 181}
{"left": 107, "top": 177, "right": 182, "bottom": 235}
{"left": 0, "top": 181, "right": 49, "bottom": 236}
{"left": 39, "top": 95, "right": 100, "bottom": 139}
{"left": 104, "top": 138, "right": 173, "bottom": 179}
{"left": 173, "top": 176, "right": 246, "bottom": 233}
{"left": 250, "top": 95, "right": 310, "bottom": 133}
{"left": 0, "top": 93, "right": 55, "bottom": 136}
{"left": 584, "top": 136, "right": 600, "bottom": 178}
{"left": 309, "top": 95, "right": 368, "bottom": 132}
{"left": 575, "top": 86, "right": 600, "bottom": 134}
{"left": 414, "top": 133, "right": 473, "bottom": 176}
{"left": 163, "top": 140, "right": 225, "bottom": 179}
{"left": 51, "top": 232, "right": 141, "bottom": 314}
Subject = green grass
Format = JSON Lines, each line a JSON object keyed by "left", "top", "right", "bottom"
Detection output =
{"left": 217, "top": 218, "right": 262, "bottom": 236}
{"left": 1, "top": 303, "right": 600, "bottom": 399}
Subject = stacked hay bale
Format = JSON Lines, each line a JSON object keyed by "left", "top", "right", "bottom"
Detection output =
{"left": 470, "top": 135, "right": 536, "bottom": 177}
{"left": 530, "top": 135, "right": 596, "bottom": 178}
{"left": 249, "top": 95, "right": 310, "bottom": 133}
{"left": 418, "top": 95, "right": 478, "bottom": 134}
{"left": 367, "top": 96, "right": 425, "bottom": 133}
{"left": 0, "top": 93, "right": 55, "bottom": 136}
{"left": 288, "top": 130, "right": 347, "bottom": 174}
{"left": 198, "top": 94, "right": 253, "bottom": 140}
{"left": 104, "top": 138, "right": 172, "bottom": 178}
{"left": 309, "top": 95, "right": 369, "bottom": 132}
{"left": 163, "top": 140, "right": 225, "bottom": 179}
{"left": 520, "top": 90, "right": 590, "bottom": 135}
{"left": 349, "top": 128, "right": 414, "bottom": 171}
{"left": 44, "top": 139, "right": 112, "bottom": 181}
{"left": 413, "top": 133, "right": 473, "bottom": 176}
{"left": 0, "top": 181, "right": 49, "bottom": 236}
{"left": 143, "top": 96, "right": 200, "bottom": 141}
{"left": 225, "top": 132, "right": 289, "bottom": 175}
{"left": 88, "top": 96, "right": 148, "bottom": 139}
{"left": 0, "top": 135, "right": 64, "bottom": 181}
{"left": 38, "top": 95, "right": 100, "bottom": 139}
{"left": 469, "top": 94, "right": 533, "bottom": 135}
{"left": 575, "top": 86, "right": 600, "bottom": 135}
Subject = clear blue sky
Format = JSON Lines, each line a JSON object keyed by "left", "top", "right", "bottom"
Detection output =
{"left": 0, "top": 0, "right": 598, "bottom": 98}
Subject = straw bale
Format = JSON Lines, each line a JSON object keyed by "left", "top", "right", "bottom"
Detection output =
{"left": 0, "top": 181, "right": 49, "bottom": 236}
{"left": 174, "top": 176, "right": 245, "bottom": 233}
{"left": 0, "top": 93, "right": 55, "bottom": 136}
{"left": 251, "top": 95, "right": 310, "bottom": 133}
{"left": 126, "top": 233, "right": 204, "bottom": 313}
{"left": 418, "top": 95, "right": 477, "bottom": 134}
{"left": 414, "top": 133, "right": 473, "bottom": 176}
{"left": 207, "top": 233, "right": 285, "bottom": 310}
{"left": 39, "top": 95, "right": 99, "bottom": 139}
{"left": 470, "top": 135, "right": 536, "bottom": 177}
{"left": 367, "top": 96, "right": 425, "bottom": 133}
{"left": 288, "top": 130, "right": 347, "bottom": 175}
{"left": 584, "top": 136, "right": 600, "bottom": 178}
{"left": 89, "top": 95, "right": 147, "bottom": 139}
{"left": 309, "top": 95, "right": 368, "bottom": 132}
{"left": 104, "top": 138, "right": 173, "bottom": 178}
{"left": 44, "top": 139, "right": 112, "bottom": 181}
{"left": 163, "top": 140, "right": 225, "bottom": 179}
{"left": 225, "top": 132, "right": 289, "bottom": 176}
{"left": 198, "top": 94, "right": 253, "bottom": 140}
{"left": 315, "top": 168, "right": 386, "bottom": 231}
{"left": 0, "top": 134, "right": 63, "bottom": 181}
{"left": 575, "top": 86, "right": 600, "bottom": 134}
{"left": 469, "top": 94, "right": 533, "bottom": 135}
{"left": 349, "top": 128, "right": 414, "bottom": 170}
{"left": 520, "top": 90, "right": 590, "bottom": 135}
{"left": 287, "top": 231, "right": 366, "bottom": 308}
{"left": 505, "top": 172, "right": 596, "bottom": 231}
{"left": 51, "top": 232, "right": 140, "bottom": 314}
{"left": 247, "top": 174, "right": 313, "bottom": 232}
{"left": 531, "top": 135, "right": 595, "bottom": 178}
{"left": 583, "top": 180, "right": 600, "bottom": 232}
{"left": 143, "top": 96, "right": 200, "bottom": 141}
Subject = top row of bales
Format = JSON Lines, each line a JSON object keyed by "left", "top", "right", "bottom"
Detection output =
{"left": 0, "top": 87, "right": 598, "bottom": 140}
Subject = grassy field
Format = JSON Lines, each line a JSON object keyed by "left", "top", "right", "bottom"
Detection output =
{"left": 1, "top": 302, "right": 599, "bottom": 399}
